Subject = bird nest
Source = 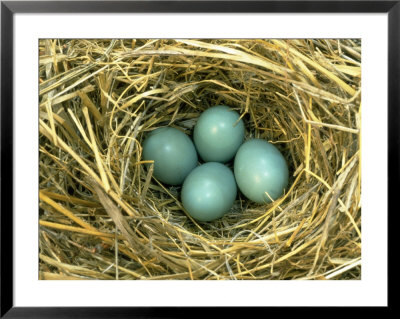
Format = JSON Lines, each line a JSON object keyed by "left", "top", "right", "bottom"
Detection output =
{"left": 39, "top": 39, "right": 361, "bottom": 280}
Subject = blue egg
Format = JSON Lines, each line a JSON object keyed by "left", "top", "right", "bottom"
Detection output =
{"left": 142, "top": 127, "right": 198, "bottom": 185}
{"left": 193, "top": 105, "right": 244, "bottom": 163}
{"left": 234, "top": 139, "right": 289, "bottom": 204}
{"left": 181, "top": 162, "right": 237, "bottom": 222}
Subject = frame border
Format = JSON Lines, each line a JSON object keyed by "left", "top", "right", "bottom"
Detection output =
{"left": 1, "top": 1, "right": 397, "bottom": 317}
{"left": 2, "top": 0, "right": 398, "bottom": 13}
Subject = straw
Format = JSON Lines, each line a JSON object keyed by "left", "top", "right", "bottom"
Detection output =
{"left": 39, "top": 39, "right": 361, "bottom": 280}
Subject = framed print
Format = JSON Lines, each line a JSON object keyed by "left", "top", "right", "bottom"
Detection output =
{"left": 1, "top": 0, "right": 397, "bottom": 317}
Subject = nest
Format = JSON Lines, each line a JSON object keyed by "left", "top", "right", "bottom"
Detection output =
{"left": 39, "top": 39, "right": 361, "bottom": 280}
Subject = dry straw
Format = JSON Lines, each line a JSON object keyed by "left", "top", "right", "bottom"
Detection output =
{"left": 39, "top": 39, "right": 361, "bottom": 280}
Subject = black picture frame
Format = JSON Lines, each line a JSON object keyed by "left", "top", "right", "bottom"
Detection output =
{"left": 1, "top": 0, "right": 397, "bottom": 317}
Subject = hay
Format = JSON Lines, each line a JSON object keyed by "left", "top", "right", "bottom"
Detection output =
{"left": 39, "top": 39, "right": 361, "bottom": 280}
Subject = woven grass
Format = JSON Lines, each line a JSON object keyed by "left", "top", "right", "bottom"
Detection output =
{"left": 39, "top": 39, "right": 361, "bottom": 280}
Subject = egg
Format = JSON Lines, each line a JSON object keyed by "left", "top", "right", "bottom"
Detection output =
{"left": 234, "top": 139, "right": 289, "bottom": 204}
{"left": 193, "top": 105, "right": 244, "bottom": 163}
{"left": 142, "top": 127, "right": 198, "bottom": 185}
{"left": 181, "top": 162, "right": 237, "bottom": 222}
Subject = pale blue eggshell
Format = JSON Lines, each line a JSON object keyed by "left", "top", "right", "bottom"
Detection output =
{"left": 234, "top": 139, "right": 289, "bottom": 204}
{"left": 181, "top": 162, "right": 237, "bottom": 222}
{"left": 142, "top": 127, "right": 198, "bottom": 185}
{"left": 193, "top": 105, "right": 244, "bottom": 163}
